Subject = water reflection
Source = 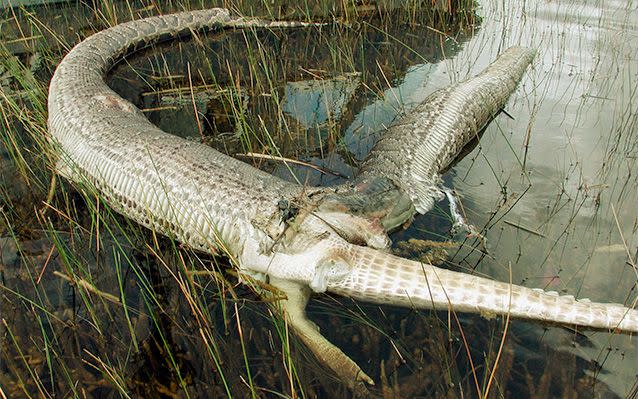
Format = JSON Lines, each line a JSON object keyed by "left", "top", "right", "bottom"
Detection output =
{"left": 433, "top": 0, "right": 638, "bottom": 395}
{"left": 283, "top": 73, "right": 361, "bottom": 129}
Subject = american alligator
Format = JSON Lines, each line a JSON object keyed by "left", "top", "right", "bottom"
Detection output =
{"left": 47, "top": 8, "right": 638, "bottom": 388}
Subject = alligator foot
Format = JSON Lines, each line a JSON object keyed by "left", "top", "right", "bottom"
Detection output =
{"left": 269, "top": 277, "right": 374, "bottom": 390}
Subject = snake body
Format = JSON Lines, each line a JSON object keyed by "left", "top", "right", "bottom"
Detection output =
{"left": 358, "top": 47, "right": 535, "bottom": 214}
{"left": 48, "top": 8, "right": 638, "bottom": 386}
{"left": 318, "top": 47, "right": 535, "bottom": 232}
{"left": 48, "top": 9, "right": 305, "bottom": 269}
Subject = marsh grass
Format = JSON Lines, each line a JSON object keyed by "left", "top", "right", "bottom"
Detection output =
{"left": 1, "top": 0, "right": 634, "bottom": 397}
{"left": 0, "top": 1, "right": 484, "bottom": 396}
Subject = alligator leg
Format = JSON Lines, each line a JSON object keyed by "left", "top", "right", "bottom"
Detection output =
{"left": 269, "top": 277, "right": 374, "bottom": 388}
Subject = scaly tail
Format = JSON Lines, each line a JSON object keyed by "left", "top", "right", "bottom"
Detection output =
{"left": 329, "top": 245, "right": 638, "bottom": 332}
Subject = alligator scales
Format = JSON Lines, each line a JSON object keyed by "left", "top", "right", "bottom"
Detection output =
{"left": 47, "top": 8, "right": 638, "bottom": 387}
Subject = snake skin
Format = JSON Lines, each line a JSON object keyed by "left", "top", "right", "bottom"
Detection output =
{"left": 358, "top": 46, "right": 536, "bottom": 214}
{"left": 48, "top": 9, "right": 306, "bottom": 261}
{"left": 47, "top": 8, "right": 638, "bottom": 383}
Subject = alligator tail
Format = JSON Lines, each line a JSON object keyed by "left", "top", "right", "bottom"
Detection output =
{"left": 328, "top": 245, "right": 638, "bottom": 332}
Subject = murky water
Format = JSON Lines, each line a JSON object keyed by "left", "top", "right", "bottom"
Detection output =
{"left": 1, "top": 0, "right": 636, "bottom": 397}
{"left": 449, "top": 1, "right": 638, "bottom": 395}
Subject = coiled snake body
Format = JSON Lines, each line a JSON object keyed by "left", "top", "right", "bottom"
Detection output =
{"left": 48, "top": 8, "right": 638, "bottom": 387}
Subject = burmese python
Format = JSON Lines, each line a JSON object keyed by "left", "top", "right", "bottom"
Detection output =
{"left": 48, "top": 8, "right": 638, "bottom": 387}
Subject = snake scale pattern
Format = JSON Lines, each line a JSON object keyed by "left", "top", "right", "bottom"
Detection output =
{"left": 48, "top": 8, "right": 638, "bottom": 387}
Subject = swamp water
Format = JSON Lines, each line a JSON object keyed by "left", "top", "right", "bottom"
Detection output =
{"left": 0, "top": 0, "right": 636, "bottom": 397}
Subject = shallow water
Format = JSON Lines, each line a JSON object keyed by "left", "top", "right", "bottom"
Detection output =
{"left": 1, "top": 0, "right": 637, "bottom": 397}
{"left": 448, "top": 1, "right": 638, "bottom": 394}
{"left": 412, "top": 1, "right": 638, "bottom": 394}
